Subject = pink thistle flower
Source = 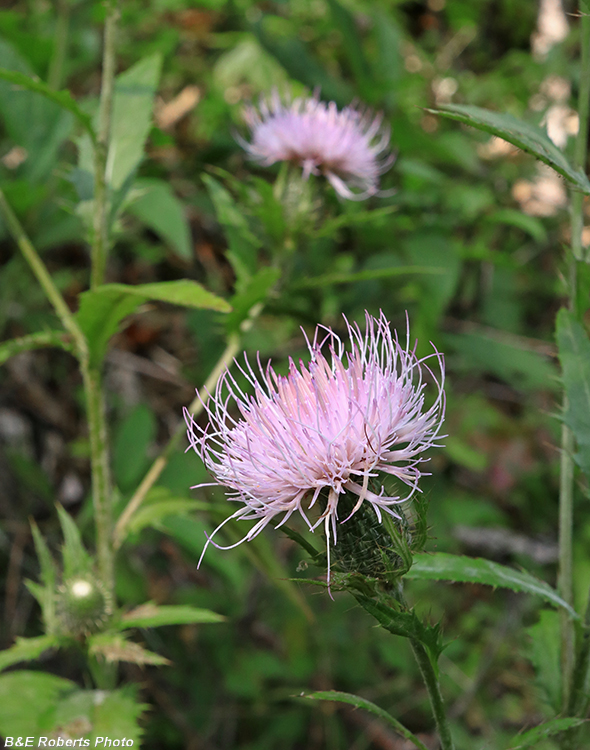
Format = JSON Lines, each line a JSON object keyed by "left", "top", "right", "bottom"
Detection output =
{"left": 184, "top": 311, "right": 445, "bottom": 581}
{"left": 239, "top": 91, "right": 394, "bottom": 200}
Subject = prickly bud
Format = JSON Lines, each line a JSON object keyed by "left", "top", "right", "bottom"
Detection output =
{"left": 57, "top": 574, "right": 112, "bottom": 637}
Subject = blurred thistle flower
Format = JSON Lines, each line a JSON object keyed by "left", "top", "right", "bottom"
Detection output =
{"left": 239, "top": 91, "right": 394, "bottom": 200}
{"left": 185, "top": 311, "right": 444, "bottom": 580}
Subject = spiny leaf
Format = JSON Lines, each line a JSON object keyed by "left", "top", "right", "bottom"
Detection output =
{"left": 88, "top": 632, "right": 170, "bottom": 666}
{"left": 302, "top": 690, "right": 430, "bottom": 750}
{"left": 429, "top": 104, "right": 590, "bottom": 194}
{"left": 405, "top": 553, "right": 578, "bottom": 618}
{"left": 0, "top": 635, "right": 59, "bottom": 673}
{"left": 56, "top": 504, "right": 92, "bottom": 579}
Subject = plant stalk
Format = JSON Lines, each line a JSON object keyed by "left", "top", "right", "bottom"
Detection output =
{"left": 113, "top": 333, "right": 242, "bottom": 548}
{"left": 559, "top": 0, "right": 590, "bottom": 720}
{"left": 47, "top": 0, "right": 71, "bottom": 90}
{"left": 91, "top": 0, "right": 119, "bottom": 289}
{"left": 410, "top": 639, "right": 455, "bottom": 750}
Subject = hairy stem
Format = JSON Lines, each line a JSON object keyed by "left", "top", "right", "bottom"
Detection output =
{"left": 410, "top": 640, "right": 455, "bottom": 750}
{"left": 91, "top": 0, "right": 119, "bottom": 288}
{"left": 113, "top": 333, "right": 241, "bottom": 548}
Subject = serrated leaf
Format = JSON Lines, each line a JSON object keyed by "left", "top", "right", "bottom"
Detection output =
{"left": 56, "top": 504, "right": 92, "bottom": 579}
{"left": 0, "top": 67, "right": 95, "bottom": 142}
{"left": 0, "top": 635, "right": 59, "bottom": 673}
{"left": 109, "top": 53, "right": 162, "bottom": 190}
{"left": 429, "top": 104, "right": 590, "bottom": 194}
{"left": 354, "top": 594, "right": 444, "bottom": 663}
{"left": 405, "top": 553, "right": 578, "bottom": 618}
{"left": 556, "top": 308, "right": 590, "bottom": 477}
{"left": 225, "top": 266, "right": 280, "bottom": 334}
{"left": 507, "top": 718, "right": 586, "bottom": 749}
{"left": 302, "top": 691, "right": 430, "bottom": 750}
{"left": 127, "top": 178, "right": 192, "bottom": 259}
{"left": 54, "top": 686, "right": 147, "bottom": 745}
{"left": 202, "top": 174, "right": 261, "bottom": 290}
{"left": 76, "top": 280, "right": 231, "bottom": 367}
{"left": 119, "top": 603, "right": 224, "bottom": 629}
{"left": 0, "top": 671, "right": 75, "bottom": 737}
{"left": 88, "top": 632, "right": 170, "bottom": 665}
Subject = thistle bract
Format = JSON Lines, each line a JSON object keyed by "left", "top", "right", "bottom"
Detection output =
{"left": 240, "top": 91, "right": 394, "bottom": 200}
{"left": 185, "top": 311, "right": 445, "bottom": 581}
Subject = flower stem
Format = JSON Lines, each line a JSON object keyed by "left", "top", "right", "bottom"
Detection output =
{"left": 113, "top": 333, "right": 241, "bottom": 548}
{"left": 91, "top": 0, "right": 119, "bottom": 289}
{"left": 559, "top": 0, "right": 590, "bottom": 718}
{"left": 410, "top": 639, "right": 455, "bottom": 750}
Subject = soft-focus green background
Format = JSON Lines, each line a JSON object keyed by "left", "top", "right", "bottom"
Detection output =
{"left": 0, "top": 0, "right": 585, "bottom": 747}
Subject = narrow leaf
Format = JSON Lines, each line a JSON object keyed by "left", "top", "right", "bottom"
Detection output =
{"left": 30, "top": 520, "right": 57, "bottom": 629}
{"left": 225, "top": 267, "right": 280, "bottom": 334}
{"left": 0, "top": 635, "right": 59, "bottom": 673}
{"left": 507, "top": 718, "right": 586, "bottom": 749}
{"left": 302, "top": 690, "right": 430, "bottom": 750}
{"left": 291, "top": 265, "right": 444, "bottom": 290}
{"left": 76, "top": 280, "right": 231, "bottom": 367}
{"left": 120, "top": 603, "right": 224, "bottom": 629}
{"left": 405, "top": 553, "right": 578, "bottom": 618}
{"left": 429, "top": 104, "right": 590, "bottom": 194}
{"left": 0, "top": 68, "right": 95, "bottom": 142}
{"left": 556, "top": 308, "right": 590, "bottom": 477}
{"left": 326, "top": 0, "right": 371, "bottom": 90}
{"left": 56, "top": 504, "right": 92, "bottom": 579}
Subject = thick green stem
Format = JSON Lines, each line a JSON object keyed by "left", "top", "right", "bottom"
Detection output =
{"left": 559, "top": 1, "right": 590, "bottom": 721}
{"left": 91, "top": 0, "right": 119, "bottom": 289}
{"left": 82, "top": 364, "right": 114, "bottom": 599}
{"left": 410, "top": 640, "right": 455, "bottom": 750}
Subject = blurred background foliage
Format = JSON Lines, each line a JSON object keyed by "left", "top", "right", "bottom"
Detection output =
{"left": 0, "top": 0, "right": 586, "bottom": 748}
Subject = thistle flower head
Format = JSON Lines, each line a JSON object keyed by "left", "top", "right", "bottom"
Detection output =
{"left": 240, "top": 90, "right": 394, "bottom": 200}
{"left": 185, "top": 312, "right": 444, "bottom": 582}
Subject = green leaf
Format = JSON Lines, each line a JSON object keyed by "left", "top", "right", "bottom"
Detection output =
{"left": 0, "top": 67, "right": 96, "bottom": 142}
{"left": 127, "top": 178, "right": 192, "bottom": 259}
{"left": 406, "top": 553, "right": 578, "bottom": 618}
{"left": 302, "top": 691, "right": 430, "bottom": 750}
{"left": 526, "top": 609, "right": 561, "bottom": 711}
{"left": 88, "top": 632, "right": 170, "bottom": 666}
{"left": 292, "top": 265, "right": 444, "bottom": 290}
{"left": 485, "top": 208, "right": 548, "bottom": 244}
{"left": 225, "top": 266, "right": 280, "bottom": 334}
{"left": 202, "top": 174, "right": 261, "bottom": 289}
{"left": 429, "top": 104, "right": 590, "bottom": 194}
{"left": 0, "top": 330, "right": 74, "bottom": 365}
{"left": 0, "top": 671, "right": 75, "bottom": 737}
{"left": 108, "top": 53, "right": 162, "bottom": 190}
{"left": 123, "top": 486, "right": 210, "bottom": 538}
{"left": 76, "top": 280, "right": 231, "bottom": 367}
{"left": 113, "top": 404, "right": 157, "bottom": 492}
{"left": 354, "top": 594, "right": 444, "bottom": 663}
{"left": 30, "top": 520, "right": 57, "bottom": 629}
{"left": 507, "top": 718, "right": 587, "bottom": 749}
{"left": 0, "top": 635, "right": 59, "bottom": 673}
{"left": 56, "top": 504, "right": 92, "bottom": 579}
{"left": 54, "top": 686, "right": 147, "bottom": 745}
{"left": 119, "top": 603, "right": 224, "bottom": 629}
{"left": 556, "top": 308, "right": 590, "bottom": 477}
